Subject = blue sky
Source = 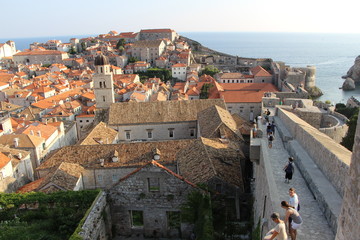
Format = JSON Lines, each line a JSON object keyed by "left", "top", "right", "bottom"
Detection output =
{"left": 1, "top": 0, "right": 359, "bottom": 38}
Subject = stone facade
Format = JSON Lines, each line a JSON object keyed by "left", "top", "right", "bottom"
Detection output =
{"left": 109, "top": 162, "right": 196, "bottom": 238}
{"left": 335, "top": 115, "right": 360, "bottom": 240}
{"left": 226, "top": 102, "right": 261, "bottom": 121}
{"left": 13, "top": 50, "right": 68, "bottom": 65}
{"left": 116, "top": 122, "right": 197, "bottom": 142}
{"left": 93, "top": 61, "right": 115, "bottom": 109}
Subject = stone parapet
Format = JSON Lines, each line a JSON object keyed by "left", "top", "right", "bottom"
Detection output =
{"left": 252, "top": 140, "right": 282, "bottom": 238}
{"left": 277, "top": 108, "right": 351, "bottom": 197}
{"left": 77, "top": 191, "right": 110, "bottom": 240}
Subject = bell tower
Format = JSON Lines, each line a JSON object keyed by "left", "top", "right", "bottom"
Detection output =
{"left": 94, "top": 54, "right": 115, "bottom": 109}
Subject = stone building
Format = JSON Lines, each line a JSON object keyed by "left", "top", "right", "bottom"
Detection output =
{"left": 109, "top": 160, "right": 197, "bottom": 238}
{"left": 12, "top": 50, "right": 69, "bottom": 65}
{"left": 139, "top": 29, "right": 178, "bottom": 42}
{"left": 107, "top": 99, "right": 226, "bottom": 142}
{"left": 220, "top": 83, "right": 278, "bottom": 121}
{"left": 130, "top": 40, "right": 166, "bottom": 63}
{"left": 93, "top": 54, "right": 115, "bottom": 109}
{"left": 0, "top": 41, "right": 16, "bottom": 59}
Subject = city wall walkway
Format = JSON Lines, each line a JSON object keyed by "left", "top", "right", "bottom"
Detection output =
{"left": 258, "top": 111, "right": 335, "bottom": 240}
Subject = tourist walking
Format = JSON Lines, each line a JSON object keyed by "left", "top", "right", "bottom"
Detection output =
{"left": 271, "top": 121, "right": 276, "bottom": 136}
{"left": 266, "top": 121, "right": 272, "bottom": 136}
{"left": 263, "top": 212, "right": 288, "bottom": 240}
{"left": 289, "top": 188, "right": 300, "bottom": 211}
{"left": 268, "top": 132, "right": 274, "bottom": 148}
{"left": 283, "top": 157, "right": 295, "bottom": 183}
{"left": 281, "top": 201, "right": 303, "bottom": 240}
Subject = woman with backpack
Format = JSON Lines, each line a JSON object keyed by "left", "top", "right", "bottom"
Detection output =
{"left": 283, "top": 157, "right": 294, "bottom": 183}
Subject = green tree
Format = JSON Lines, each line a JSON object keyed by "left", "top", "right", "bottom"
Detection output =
{"left": 335, "top": 104, "right": 359, "bottom": 151}
{"left": 116, "top": 38, "right": 126, "bottom": 49}
{"left": 81, "top": 42, "right": 86, "bottom": 52}
{"left": 200, "top": 65, "right": 220, "bottom": 77}
{"left": 182, "top": 191, "right": 214, "bottom": 240}
{"left": 128, "top": 56, "right": 139, "bottom": 63}
{"left": 68, "top": 46, "right": 76, "bottom": 55}
{"left": 199, "top": 83, "right": 213, "bottom": 99}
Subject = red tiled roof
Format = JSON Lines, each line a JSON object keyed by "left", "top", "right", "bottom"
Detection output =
{"left": 0, "top": 152, "right": 11, "bottom": 169}
{"left": 220, "top": 83, "right": 278, "bottom": 103}
{"left": 250, "top": 66, "right": 272, "bottom": 77}
{"left": 172, "top": 63, "right": 187, "bottom": 68}
{"left": 17, "top": 178, "right": 45, "bottom": 193}
{"left": 14, "top": 50, "right": 66, "bottom": 56}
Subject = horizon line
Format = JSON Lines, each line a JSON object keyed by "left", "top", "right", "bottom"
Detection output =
{"left": 2, "top": 31, "right": 360, "bottom": 40}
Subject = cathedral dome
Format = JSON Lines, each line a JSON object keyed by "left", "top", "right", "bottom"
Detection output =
{"left": 94, "top": 54, "right": 110, "bottom": 66}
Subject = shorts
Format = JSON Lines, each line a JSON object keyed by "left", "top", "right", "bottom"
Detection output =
{"left": 291, "top": 221, "right": 302, "bottom": 230}
{"left": 285, "top": 172, "right": 293, "bottom": 180}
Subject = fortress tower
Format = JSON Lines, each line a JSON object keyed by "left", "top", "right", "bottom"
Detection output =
{"left": 298, "top": 65, "right": 316, "bottom": 88}
{"left": 93, "top": 54, "right": 115, "bottom": 109}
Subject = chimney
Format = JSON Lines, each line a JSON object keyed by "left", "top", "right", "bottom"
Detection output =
{"left": 17, "top": 153, "right": 22, "bottom": 159}
{"left": 30, "top": 130, "right": 34, "bottom": 135}
{"left": 14, "top": 138, "right": 19, "bottom": 147}
{"left": 37, "top": 130, "right": 41, "bottom": 138}
{"left": 99, "top": 158, "right": 104, "bottom": 167}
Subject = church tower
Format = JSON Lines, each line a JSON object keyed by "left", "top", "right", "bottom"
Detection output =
{"left": 94, "top": 54, "right": 115, "bottom": 109}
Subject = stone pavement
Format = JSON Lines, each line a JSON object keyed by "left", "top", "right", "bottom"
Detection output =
{"left": 259, "top": 113, "right": 335, "bottom": 240}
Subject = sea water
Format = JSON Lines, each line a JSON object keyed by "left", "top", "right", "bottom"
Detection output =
{"left": 3, "top": 32, "right": 360, "bottom": 103}
{"left": 182, "top": 32, "right": 360, "bottom": 104}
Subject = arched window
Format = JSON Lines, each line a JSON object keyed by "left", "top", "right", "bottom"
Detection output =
{"left": 99, "top": 82, "right": 102, "bottom": 88}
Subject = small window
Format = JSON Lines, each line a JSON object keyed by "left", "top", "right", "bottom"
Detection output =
{"left": 147, "top": 130, "right": 153, "bottom": 139}
{"left": 262, "top": 79, "right": 265, "bottom": 82}
{"left": 130, "top": 210, "right": 143, "bottom": 227}
{"left": 86, "top": 120, "right": 89, "bottom": 122}
{"left": 103, "top": 96, "right": 106, "bottom": 102}
{"left": 168, "top": 128, "right": 174, "bottom": 138}
{"left": 125, "top": 131, "right": 131, "bottom": 140}
{"left": 97, "top": 174, "right": 103, "bottom": 182}
{"left": 148, "top": 178, "right": 160, "bottom": 191}
{"left": 99, "top": 82, "right": 102, "bottom": 88}
{"left": 190, "top": 129, "right": 195, "bottom": 137}
{"left": 79, "top": 120, "right": 83, "bottom": 123}
{"left": 112, "top": 174, "right": 117, "bottom": 182}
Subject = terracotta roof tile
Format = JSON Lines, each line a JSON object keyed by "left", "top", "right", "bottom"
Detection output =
{"left": 108, "top": 99, "right": 226, "bottom": 125}
{"left": 79, "top": 122, "right": 118, "bottom": 145}
{"left": 37, "top": 139, "right": 195, "bottom": 171}
{"left": 0, "top": 152, "right": 11, "bottom": 169}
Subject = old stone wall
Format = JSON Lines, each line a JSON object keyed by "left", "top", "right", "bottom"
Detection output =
{"left": 319, "top": 115, "right": 348, "bottom": 144}
{"left": 109, "top": 165, "right": 195, "bottom": 239}
{"left": 226, "top": 102, "right": 262, "bottom": 121}
{"left": 252, "top": 140, "right": 282, "bottom": 239}
{"left": 277, "top": 108, "right": 351, "bottom": 196}
{"left": 77, "top": 191, "right": 111, "bottom": 240}
{"left": 113, "top": 121, "right": 197, "bottom": 142}
{"left": 274, "top": 92, "right": 308, "bottom": 101}
{"left": 335, "top": 115, "right": 360, "bottom": 240}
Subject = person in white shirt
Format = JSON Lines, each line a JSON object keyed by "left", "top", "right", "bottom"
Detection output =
{"left": 289, "top": 188, "right": 299, "bottom": 211}
{"left": 264, "top": 212, "right": 288, "bottom": 240}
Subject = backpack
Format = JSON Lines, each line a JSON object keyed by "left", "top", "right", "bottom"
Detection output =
{"left": 269, "top": 135, "right": 274, "bottom": 141}
{"left": 285, "top": 162, "right": 294, "bottom": 173}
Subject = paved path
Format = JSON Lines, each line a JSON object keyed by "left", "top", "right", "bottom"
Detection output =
{"left": 259, "top": 112, "right": 335, "bottom": 240}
